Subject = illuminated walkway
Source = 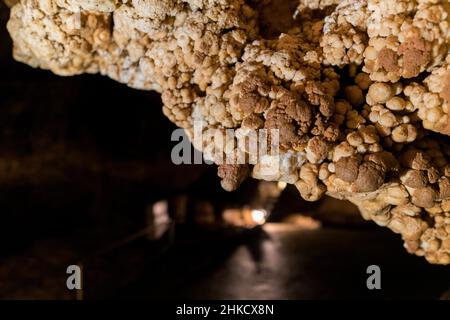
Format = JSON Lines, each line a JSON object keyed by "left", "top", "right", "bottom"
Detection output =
{"left": 119, "top": 223, "right": 450, "bottom": 299}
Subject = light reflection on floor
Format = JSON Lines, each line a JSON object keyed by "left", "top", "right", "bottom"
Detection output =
{"left": 120, "top": 223, "right": 449, "bottom": 300}
{"left": 204, "top": 225, "right": 286, "bottom": 299}
{"left": 184, "top": 223, "right": 448, "bottom": 299}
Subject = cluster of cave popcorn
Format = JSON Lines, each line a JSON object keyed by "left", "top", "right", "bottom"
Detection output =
{"left": 4, "top": 0, "right": 450, "bottom": 264}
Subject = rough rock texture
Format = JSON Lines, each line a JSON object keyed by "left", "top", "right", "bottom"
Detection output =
{"left": 4, "top": 0, "right": 450, "bottom": 264}
{"left": 322, "top": 0, "right": 449, "bottom": 82}
{"left": 406, "top": 57, "right": 450, "bottom": 136}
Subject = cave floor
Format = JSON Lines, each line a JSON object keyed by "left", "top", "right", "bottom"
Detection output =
{"left": 115, "top": 223, "right": 450, "bottom": 300}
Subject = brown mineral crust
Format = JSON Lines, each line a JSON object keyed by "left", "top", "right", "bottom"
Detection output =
{"left": 364, "top": 152, "right": 399, "bottom": 173}
{"left": 335, "top": 156, "right": 360, "bottom": 182}
{"left": 241, "top": 113, "right": 264, "bottom": 130}
{"left": 320, "top": 122, "right": 340, "bottom": 142}
{"left": 323, "top": 0, "right": 448, "bottom": 82}
{"left": 354, "top": 161, "right": 384, "bottom": 193}
{"left": 427, "top": 167, "right": 440, "bottom": 185}
{"left": 306, "top": 136, "right": 331, "bottom": 163}
{"left": 237, "top": 93, "right": 261, "bottom": 117}
{"left": 305, "top": 81, "right": 336, "bottom": 117}
{"left": 439, "top": 177, "right": 450, "bottom": 200}
{"left": 441, "top": 71, "right": 450, "bottom": 104}
{"left": 412, "top": 187, "right": 438, "bottom": 209}
{"left": 284, "top": 98, "right": 313, "bottom": 124}
{"left": 264, "top": 108, "right": 303, "bottom": 150}
{"left": 398, "top": 37, "right": 432, "bottom": 79}
{"left": 400, "top": 149, "right": 432, "bottom": 171}
{"left": 402, "top": 170, "right": 428, "bottom": 189}
{"left": 377, "top": 48, "right": 399, "bottom": 73}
